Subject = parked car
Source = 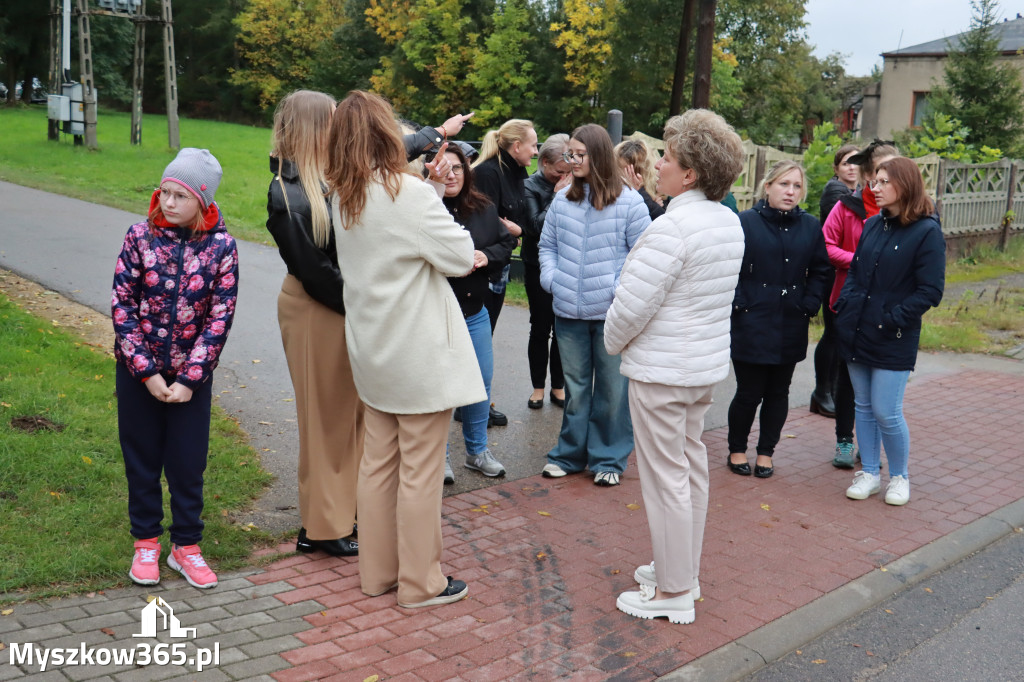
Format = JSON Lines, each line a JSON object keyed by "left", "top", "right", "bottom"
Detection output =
{"left": 1, "top": 78, "right": 47, "bottom": 103}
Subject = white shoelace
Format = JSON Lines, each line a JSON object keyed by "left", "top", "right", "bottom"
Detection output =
{"left": 185, "top": 553, "right": 209, "bottom": 568}
{"left": 137, "top": 548, "right": 158, "bottom": 564}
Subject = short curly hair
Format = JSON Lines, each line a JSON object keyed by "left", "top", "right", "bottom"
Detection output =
{"left": 662, "top": 109, "right": 744, "bottom": 201}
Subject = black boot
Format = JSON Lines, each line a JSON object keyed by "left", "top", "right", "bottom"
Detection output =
{"left": 296, "top": 528, "right": 358, "bottom": 557}
{"left": 809, "top": 388, "right": 836, "bottom": 418}
{"left": 488, "top": 404, "right": 508, "bottom": 426}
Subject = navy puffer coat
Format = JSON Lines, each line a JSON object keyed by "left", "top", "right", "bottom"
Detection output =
{"left": 730, "top": 200, "right": 831, "bottom": 365}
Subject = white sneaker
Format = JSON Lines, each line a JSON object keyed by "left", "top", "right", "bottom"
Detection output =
{"left": 616, "top": 584, "right": 695, "bottom": 624}
{"left": 846, "top": 471, "right": 881, "bottom": 500}
{"left": 465, "top": 449, "right": 506, "bottom": 477}
{"left": 443, "top": 448, "right": 455, "bottom": 485}
{"left": 633, "top": 562, "right": 700, "bottom": 599}
{"left": 542, "top": 462, "right": 567, "bottom": 478}
{"left": 885, "top": 475, "right": 910, "bottom": 506}
{"left": 594, "top": 471, "right": 620, "bottom": 486}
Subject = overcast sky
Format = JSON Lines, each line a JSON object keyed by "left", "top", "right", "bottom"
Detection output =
{"left": 804, "top": 0, "right": 995, "bottom": 76}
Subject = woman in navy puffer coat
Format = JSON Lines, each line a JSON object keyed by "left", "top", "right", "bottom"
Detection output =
{"left": 727, "top": 160, "right": 831, "bottom": 478}
{"left": 835, "top": 157, "right": 944, "bottom": 506}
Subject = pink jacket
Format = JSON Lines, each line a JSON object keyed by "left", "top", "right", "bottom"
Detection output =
{"left": 822, "top": 200, "right": 865, "bottom": 310}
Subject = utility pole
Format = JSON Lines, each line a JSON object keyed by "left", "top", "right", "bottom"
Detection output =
{"left": 669, "top": 0, "right": 697, "bottom": 117}
{"left": 691, "top": 0, "right": 716, "bottom": 109}
{"left": 162, "top": 0, "right": 180, "bottom": 150}
{"left": 48, "top": 0, "right": 60, "bottom": 140}
{"left": 130, "top": 0, "right": 146, "bottom": 145}
{"left": 75, "top": 0, "right": 98, "bottom": 148}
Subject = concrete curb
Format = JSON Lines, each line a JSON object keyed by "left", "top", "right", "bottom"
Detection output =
{"left": 660, "top": 497, "right": 1024, "bottom": 681}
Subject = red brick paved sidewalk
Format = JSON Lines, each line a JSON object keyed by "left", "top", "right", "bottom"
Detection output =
{"left": 250, "top": 369, "right": 1023, "bottom": 682}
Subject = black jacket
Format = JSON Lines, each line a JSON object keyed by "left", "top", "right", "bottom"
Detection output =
{"left": 638, "top": 186, "right": 666, "bottom": 220}
{"left": 522, "top": 170, "right": 556, "bottom": 268}
{"left": 835, "top": 211, "right": 945, "bottom": 371}
{"left": 266, "top": 157, "right": 345, "bottom": 315}
{"left": 819, "top": 177, "right": 853, "bottom": 224}
{"left": 474, "top": 148, "right": 527, "bottom": 280}
{"left": 731, "top": 200, "right": 832, "bottom": 364}
{"left": 444, "top": 200, "right": 516, "bottom": 317}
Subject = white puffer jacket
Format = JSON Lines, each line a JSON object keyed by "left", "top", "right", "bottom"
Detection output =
{"left": 604, "top": 190, "right": 745, "bottom": 387}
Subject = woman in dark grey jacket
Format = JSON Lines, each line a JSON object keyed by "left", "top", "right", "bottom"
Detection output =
{"left": 727, "top": 161, "right": 831, "bottom": 478}
{"left": 836, "top": 157, "right": 944, "bottom": 506}
{"left": 522, "top": 134, "right": 571, "bottom": 409}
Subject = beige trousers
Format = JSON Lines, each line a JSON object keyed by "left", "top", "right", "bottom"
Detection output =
{"left": 358, "top": 405, "right": 451, "bottom": 605}
{"left": 628, "top": 379, "right": 715, "bottom": 594}
{"left": 278, "top": 275, "right": 365, "bottom": 540}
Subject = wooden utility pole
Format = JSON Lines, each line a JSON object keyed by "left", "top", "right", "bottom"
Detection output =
{"left": 669, "top": 0, "right": 697, "bottom": 117}
{"left": 691, "top": 0, "right": 716, "bottom": 109}
{"left": 162, "top": 0, "right": 180, "bottom": 150}
{"left": 48, "top": 0, "right": 60, "bottom": 140}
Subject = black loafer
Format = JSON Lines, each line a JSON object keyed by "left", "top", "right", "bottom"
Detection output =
{"left": 754, "top": 464, "right": 774, "bottom": 478}
{"left": 727, "top": 455, "right": 751, "bottom": 476}
{"left": 527, "top": 397, "right": 544, "bottom": 409}
{"left": 296, "top": 528, "right": 358, "bottom": 557}
{"left": 549, "top": 391, "right": 565, "bottom": 407}
{"left": 488, "top": 405, "right": 508, "bottom": 426}
{"left": 453, "top": 406, "right": 462, "bottom": 422}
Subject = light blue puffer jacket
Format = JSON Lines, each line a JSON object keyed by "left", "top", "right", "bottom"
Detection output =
{"left": 539, "top": 184, "right": 651, "bottom": 320}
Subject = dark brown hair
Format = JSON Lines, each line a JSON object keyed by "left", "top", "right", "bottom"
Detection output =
{"left": 566, "top": 123, "right": 622, "bottom": 210}
{"left": 430, "top": 143, "right": 492, "bottom": 216}
{"left": 833, "top": 144, "right": 859, "bottom": 169}
{"left": 875, "top": 157, "right": 934, "bottom": 225}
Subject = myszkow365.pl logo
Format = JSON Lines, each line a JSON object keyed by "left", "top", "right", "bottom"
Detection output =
{"left": 7, "top": 596, "right": 220, "bottom": 673}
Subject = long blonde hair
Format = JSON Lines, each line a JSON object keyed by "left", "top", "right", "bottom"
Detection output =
{"left": 758, "top": 160, "right": 807, "bottom": 203}
{"left": 614, "top": 139, "right": 658, "bottom": 197}
{"left": 271, "top": 90, "right": 336, "bottom": 248}
{"left": 326, "top": 91, "right": 410, "bottom": 229}
{"left": 474, "top": 118, "right": 534, "bottom": 169}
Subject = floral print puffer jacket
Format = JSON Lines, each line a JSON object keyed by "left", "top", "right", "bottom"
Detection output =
{"left": 111, "top": 213, "right": 239, "bottom": 389}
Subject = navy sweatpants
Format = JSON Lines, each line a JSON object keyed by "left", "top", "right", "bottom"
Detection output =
{"left": 116, "top": 363, "right": 212, "bottom": 545}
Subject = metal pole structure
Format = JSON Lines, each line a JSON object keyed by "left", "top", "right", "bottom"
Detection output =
{"left": 162, "top": 0, "right": 180, "bottom": 150}
{"left": 669, "top": 0, "right": 697, "bottom": 117}
{"left": 130, "top": 0, "right": 146, "bottom": 145}
{"left": 691, "top": 0, "right": 716, "bottom": 109}
{"left": 606, "top": 109, "right": 623, "bottom": 144}
{"left": 75, "top": 0, "right": 98, "bottom": 149}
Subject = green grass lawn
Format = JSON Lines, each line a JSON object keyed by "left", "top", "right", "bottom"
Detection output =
{"left": 0, "top": 293, "right": 274, "bottom": 601}
{"left": 0, "top": 106, "right": 274, "bottom": 244}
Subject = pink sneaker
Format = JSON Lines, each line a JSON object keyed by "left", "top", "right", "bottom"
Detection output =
{"left": 168, "top": 544, "right": 218, "bottom": 589}
{"left": 129, "top": 538, "right": 161, "bottom": 585}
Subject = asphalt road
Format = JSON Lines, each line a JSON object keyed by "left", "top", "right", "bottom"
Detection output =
{"left": 742, "top": 529, "right": 1024, "bottom": 682}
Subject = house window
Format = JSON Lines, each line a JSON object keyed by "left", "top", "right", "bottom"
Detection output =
{"left": 911, "top": 91, "right": 932, "bottom": 127}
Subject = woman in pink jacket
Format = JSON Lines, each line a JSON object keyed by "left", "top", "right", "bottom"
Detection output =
{"left": 822, "top": 143, "right": 897, "bottom": 468}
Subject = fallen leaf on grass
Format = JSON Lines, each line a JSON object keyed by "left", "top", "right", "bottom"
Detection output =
{"left": 81, "top": 456, "right": 92, "bottom": 465}
{"left": 538, "top": 511, "right": 551, "bottom": 516}
{"left": 1, "top": 402, "right": 11, "bottom": 408}
{"left": 625, "top": 503, "right": 640, "bottom": 510}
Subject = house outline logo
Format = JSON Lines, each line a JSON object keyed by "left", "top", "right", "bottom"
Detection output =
{"left": 133, "top": 597, "right": 196, "bottom": 639}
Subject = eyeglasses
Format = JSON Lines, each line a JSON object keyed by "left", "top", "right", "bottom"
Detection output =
{"left": 869, "top": 178, "right": 891, "bottom": 188}
{"left": 562, "top": 151, "right": 588, "bottom": 164}
{"left": 449, "top": 163, "right": 464, "bottom": 176}
{"left": 158, "top": 186, "right": 196, "bottom": 203}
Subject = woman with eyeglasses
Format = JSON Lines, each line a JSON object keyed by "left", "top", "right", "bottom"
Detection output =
{"left": 821, "top": 143, "right": 898, "bottom": 469}
{"left": 809, "top": 144, "right": 862, "bottom": 420}
{"left": 835, "top": 157, "right": 944, "bottom": 506}
{"left": 523, "top": 133, "right": 571, "bottom": 410}
{"left": 538, "top": 123, "right": 652, "bottom": 487}
{"left": 428, "top": 143, "right": 517, "bottom": 483}
{"left": 727, "top": 160, "right": 831, "bottom": 479}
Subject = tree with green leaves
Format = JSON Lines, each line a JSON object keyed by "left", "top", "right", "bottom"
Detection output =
{"left": 469, "top": 0, "right": 535, "bottom": 128}
{"left": 927, "top": 0, "right": 1024, "bottom": 156}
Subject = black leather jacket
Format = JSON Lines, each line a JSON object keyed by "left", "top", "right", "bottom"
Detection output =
{"left": 265, "top": 156, "right": 346, "bottom": 315}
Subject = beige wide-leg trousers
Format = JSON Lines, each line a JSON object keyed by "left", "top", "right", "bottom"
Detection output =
{"left": 278, "top": 275, "right": 365, "bottom": 541}
{"left": 358, "top": 405, "right": 452, "bottom": 606}
{"left": 628, "top": 380, "right": 715, "bottom": 594}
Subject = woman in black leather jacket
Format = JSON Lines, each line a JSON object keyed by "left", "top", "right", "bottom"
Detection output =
{"left": 727, "top": 160, "right": 831, "bottom": 478}
{"left": 266, "top": 90, "right": 362, "bottom": 557}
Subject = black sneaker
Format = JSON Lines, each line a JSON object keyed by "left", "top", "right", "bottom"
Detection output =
{"left": 398, "top": 576, "right": 468, "bottom": 608}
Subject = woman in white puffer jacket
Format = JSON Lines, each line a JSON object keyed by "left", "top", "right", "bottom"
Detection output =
{"left": 604, "top": 109, "right": 746, "bottom": 625}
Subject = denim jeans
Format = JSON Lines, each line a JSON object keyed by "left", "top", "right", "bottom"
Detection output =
{"left": 547, "top": 317, "right": 633, "bottom": 474}
{"left": 846, "top": 362, "right": 911, "bottom": 477}
{"left": 455, "top": 306, "right": 492, "bottom": 456}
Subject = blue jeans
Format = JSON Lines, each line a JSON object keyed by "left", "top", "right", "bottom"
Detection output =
{"left": 455, "top": 306, "right": 492, "bottom": 456}
{"left": 547, "top": 317, "right": 633, "bottom": 474}
{"left": 846, "top": 362, "right": 911, "bottom": 477}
